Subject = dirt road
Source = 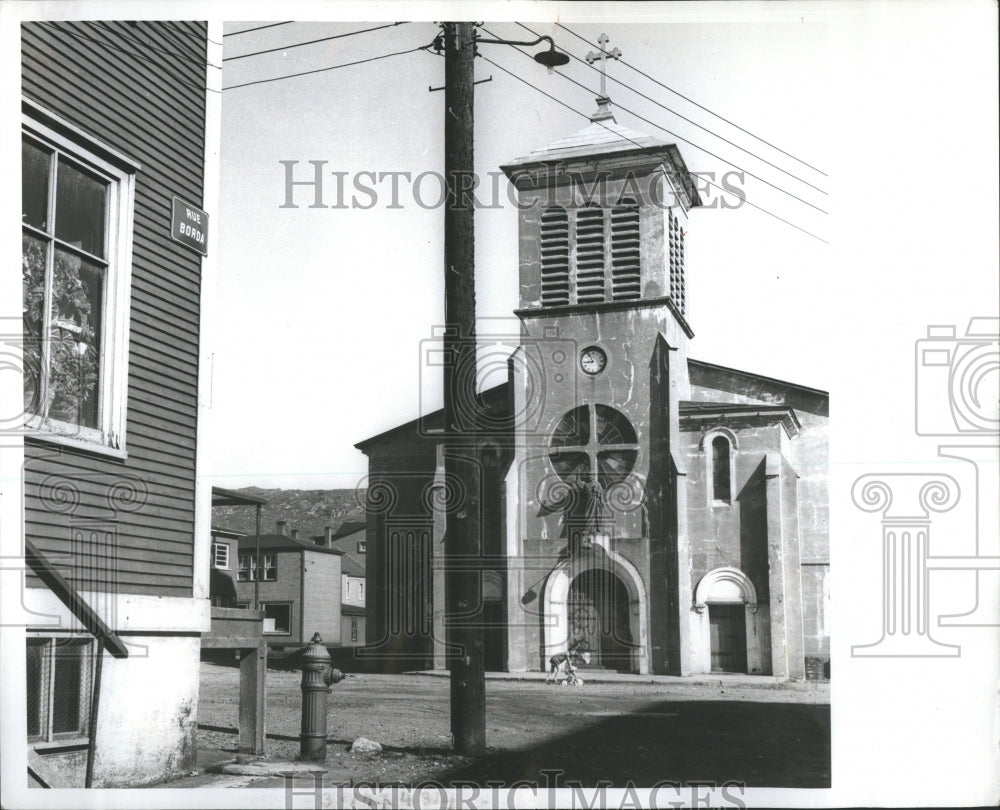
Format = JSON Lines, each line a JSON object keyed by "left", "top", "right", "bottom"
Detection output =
{"left": 191, "top": 663, "right": 829, "bottom": 789}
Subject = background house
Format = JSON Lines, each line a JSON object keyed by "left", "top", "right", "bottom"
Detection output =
{"left": 312, "top": 517, "right": 367, "bottom": 648}
{"left": 235, "top": 521, "right": 343, "bottom": 649}
{"left": 11, "top": 21, "right": 221, "bottom": 788}
{"left": 209, "top": 527, "right": 241, "bottom": 608}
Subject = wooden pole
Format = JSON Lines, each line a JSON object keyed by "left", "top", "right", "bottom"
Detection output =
{"left": 442, "top": 20, "right": 486, "bottom": 755}
{"left": 85, "top": 637, "right": 105, "bottom": 787}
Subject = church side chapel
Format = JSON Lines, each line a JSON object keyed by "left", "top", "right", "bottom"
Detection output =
{"left": 356, "top": 48, "right": 829, "bottom": 680}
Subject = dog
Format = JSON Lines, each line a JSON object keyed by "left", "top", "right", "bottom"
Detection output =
{"left": 545, "top": 642, "right": 591, "bottom": 685}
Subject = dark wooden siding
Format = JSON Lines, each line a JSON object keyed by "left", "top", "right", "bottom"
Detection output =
{"left": 21, "top": 21, "right": 209, "bottom": 597}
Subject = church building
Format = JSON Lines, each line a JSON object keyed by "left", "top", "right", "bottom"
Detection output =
{"left": 356, "top": 92, "right": 829, "bottom": 680}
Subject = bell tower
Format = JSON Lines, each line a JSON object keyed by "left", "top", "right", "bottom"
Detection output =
{"left": 499, "top": 68, "right": 703, "bottom": 675}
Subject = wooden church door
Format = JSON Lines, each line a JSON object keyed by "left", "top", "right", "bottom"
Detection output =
{"left": 709, "top": 604, "right": 747, "bottom": 672}
{"left": 568, "top": 577, "right": 601, "bottom": 662}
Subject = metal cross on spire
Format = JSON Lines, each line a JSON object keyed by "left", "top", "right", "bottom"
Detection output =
{"left": 586, "top": 33, "right": 621, "bottom": 97}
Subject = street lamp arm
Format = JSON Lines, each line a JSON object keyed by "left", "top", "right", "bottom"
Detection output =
{"left": 472, "top": 31, "right": 570, "bottom": 68}
{"left": 473, "top": 34, "right": 556, "bottom": 49}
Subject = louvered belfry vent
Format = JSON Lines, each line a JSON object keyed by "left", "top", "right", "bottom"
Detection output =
{"left": 610, "top": 197, "right": 641, "bottom": 300}
{"left": 575, "top": 203, "right": 606, "bottom": 304}
{"left": 539, "top": 206, "right": 570, "bottom": 306}
{"left": 668, "top": 208, "right": 686, "bottom": 314}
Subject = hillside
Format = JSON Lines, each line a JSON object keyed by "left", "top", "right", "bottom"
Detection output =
{"left": 212, "top": 488, "right": 366, "bottom": 538}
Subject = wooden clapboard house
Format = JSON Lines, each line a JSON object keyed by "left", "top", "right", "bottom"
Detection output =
{"left": 13, "top": 21, "right": 221, "bottom": 788}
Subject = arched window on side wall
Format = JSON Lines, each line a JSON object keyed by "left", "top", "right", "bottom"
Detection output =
{"left": 712, "top": 435, "right": 732, "bottom": 503}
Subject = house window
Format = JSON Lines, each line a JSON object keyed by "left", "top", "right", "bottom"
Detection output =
{"left": 238, "top": 553, "right": 254, "bottom": 581}
{"left": 357, "top": 541, "right": 366, "bottom": 554}
{"left": 212, "top": 542, "right": 229, "bottom": 569}
{"left": 22, "top": 107, "right": 136, "bottom": 453}
{"left": 262, "top": 603, "right": 291, "bottom": 635}
{"left": 712, "top": 435, "right": 732, "bottom": 503}
{"left": 238, "top": 552, "right": 276, "bottom": 581}
{"left": 350, "top": 617, "right": 359, "bottom": 642}
{"left": 26, "top": 636, "right": 94, "bottom": 744}
{"left": 358, "top": 582, "right": 364, "bottom": 600}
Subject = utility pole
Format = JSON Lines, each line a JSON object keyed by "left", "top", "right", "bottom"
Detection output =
{"left": 441, "top": 20, "right": 486, "bottom": 756}
{"left": 438, "top": 21, "right": 567, "bottom": 756}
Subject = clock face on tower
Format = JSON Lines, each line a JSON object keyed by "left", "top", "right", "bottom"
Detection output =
{"left": 580, "top": 346, "right": 607, "bottom": 376}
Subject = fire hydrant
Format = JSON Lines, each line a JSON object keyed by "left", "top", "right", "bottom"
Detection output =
{"left": 299, "top": 632, "right": 343, "bottom": 760}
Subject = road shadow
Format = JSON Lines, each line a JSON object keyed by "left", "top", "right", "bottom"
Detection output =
{"left": 437, "top": 700, "right": 830, "bottom": 788}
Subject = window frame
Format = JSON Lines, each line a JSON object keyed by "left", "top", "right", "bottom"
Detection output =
{"left": 22, "top": 102, "right": 137, "bottom": 458}
{"left": 26, "top": 635, "right": 95, "bottom": 748}
{"left": 262, "top": 602, "right": 292, "bottom": 635}
{"left": 702, "top": 427, "right": 738, "bottom": 507}
{"left": 237, "top": 551, "right": 276, "bottom": 581}
{"left": 237, "top": 552, "right": 254, "bottom": 581}
{"left": 212, "top": 542, "right": 229, "bottom": 569}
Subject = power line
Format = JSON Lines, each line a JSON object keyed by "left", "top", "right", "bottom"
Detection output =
{"left": 556, "top": 22, "right": 827, "bottom": 178}
{"left": 36, "top": 22, "right": 220, "bottom": 93}
{"left": 223, "top": 44, "right": 432, "bottom": 91}
{"left": 224, "top": 22, "right": 408, "bottom": 62}
{"left": 482, "top": 27, "right": 827, "bottom": 216}
{"left": 476, "top": 53, "right": 827, "bottom": 245}
{"left": 96, "top": 21, "right": 221, "bottom": 69}
{"left": 514, "top": 22, "right": 825, "bottom": 197}
{"left": 225, "top": 22, "right": 294, "bottom": 37}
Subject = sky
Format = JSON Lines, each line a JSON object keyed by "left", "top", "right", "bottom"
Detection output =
{"left": 208, "top": 2, "right": 999, "bottom": 496}
{"left": 212, "top": 9, "right": 843, "bottom": 490}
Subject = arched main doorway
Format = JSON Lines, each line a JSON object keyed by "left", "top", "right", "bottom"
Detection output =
{"left": 542, "top": 551, "right": 649, "bottom": 675}
{"left": 568, "top": 568, "right": 634, "bottom": 672}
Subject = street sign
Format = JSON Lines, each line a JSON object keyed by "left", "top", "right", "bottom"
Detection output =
{"left": 171, "top": 196, "right": 209, "bottom": 256}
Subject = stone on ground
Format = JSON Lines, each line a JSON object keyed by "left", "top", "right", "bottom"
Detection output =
{"left": 350, "top": 737, "right": 383, "bottom": 755}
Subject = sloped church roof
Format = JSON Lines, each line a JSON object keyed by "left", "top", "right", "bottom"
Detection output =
{"left": 500, "top": 98, "right": 703, "bottom": 208}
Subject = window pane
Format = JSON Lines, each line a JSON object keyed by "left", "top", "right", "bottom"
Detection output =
{"left": 264, "top": 604, "right": 290, "bottom": 633}
{"left": 26, "top": 639, "right": 46, "bottom": 740}
{"left": 55, "top": 158, "right": 108, "bottom": 258}
{"left": 551, "top": 405, "right": 590, "bottom": 448}
{"left": 22, "top": 233, "right": 47, "bottom": 416}
{"left": 712, "top": 436, "right": 731, "bottom": 501}
{"left": 597, "top": 449, "right": 638, "bottom": 489}
{"left": 550, "top": 451, "right": 591, "bottom": 484}
{"left": 22, "top": 140, "right": 50, "bottom": 230}
{"left": 48, "top": 250, "right": 103, "bottom": 428}
{"left": 52, "top": 639, "right": 87, "bottom": 736}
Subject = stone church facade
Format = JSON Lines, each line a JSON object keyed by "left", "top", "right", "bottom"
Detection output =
{"left": 357, "top": 100, "right": 829, "bottom": 680}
